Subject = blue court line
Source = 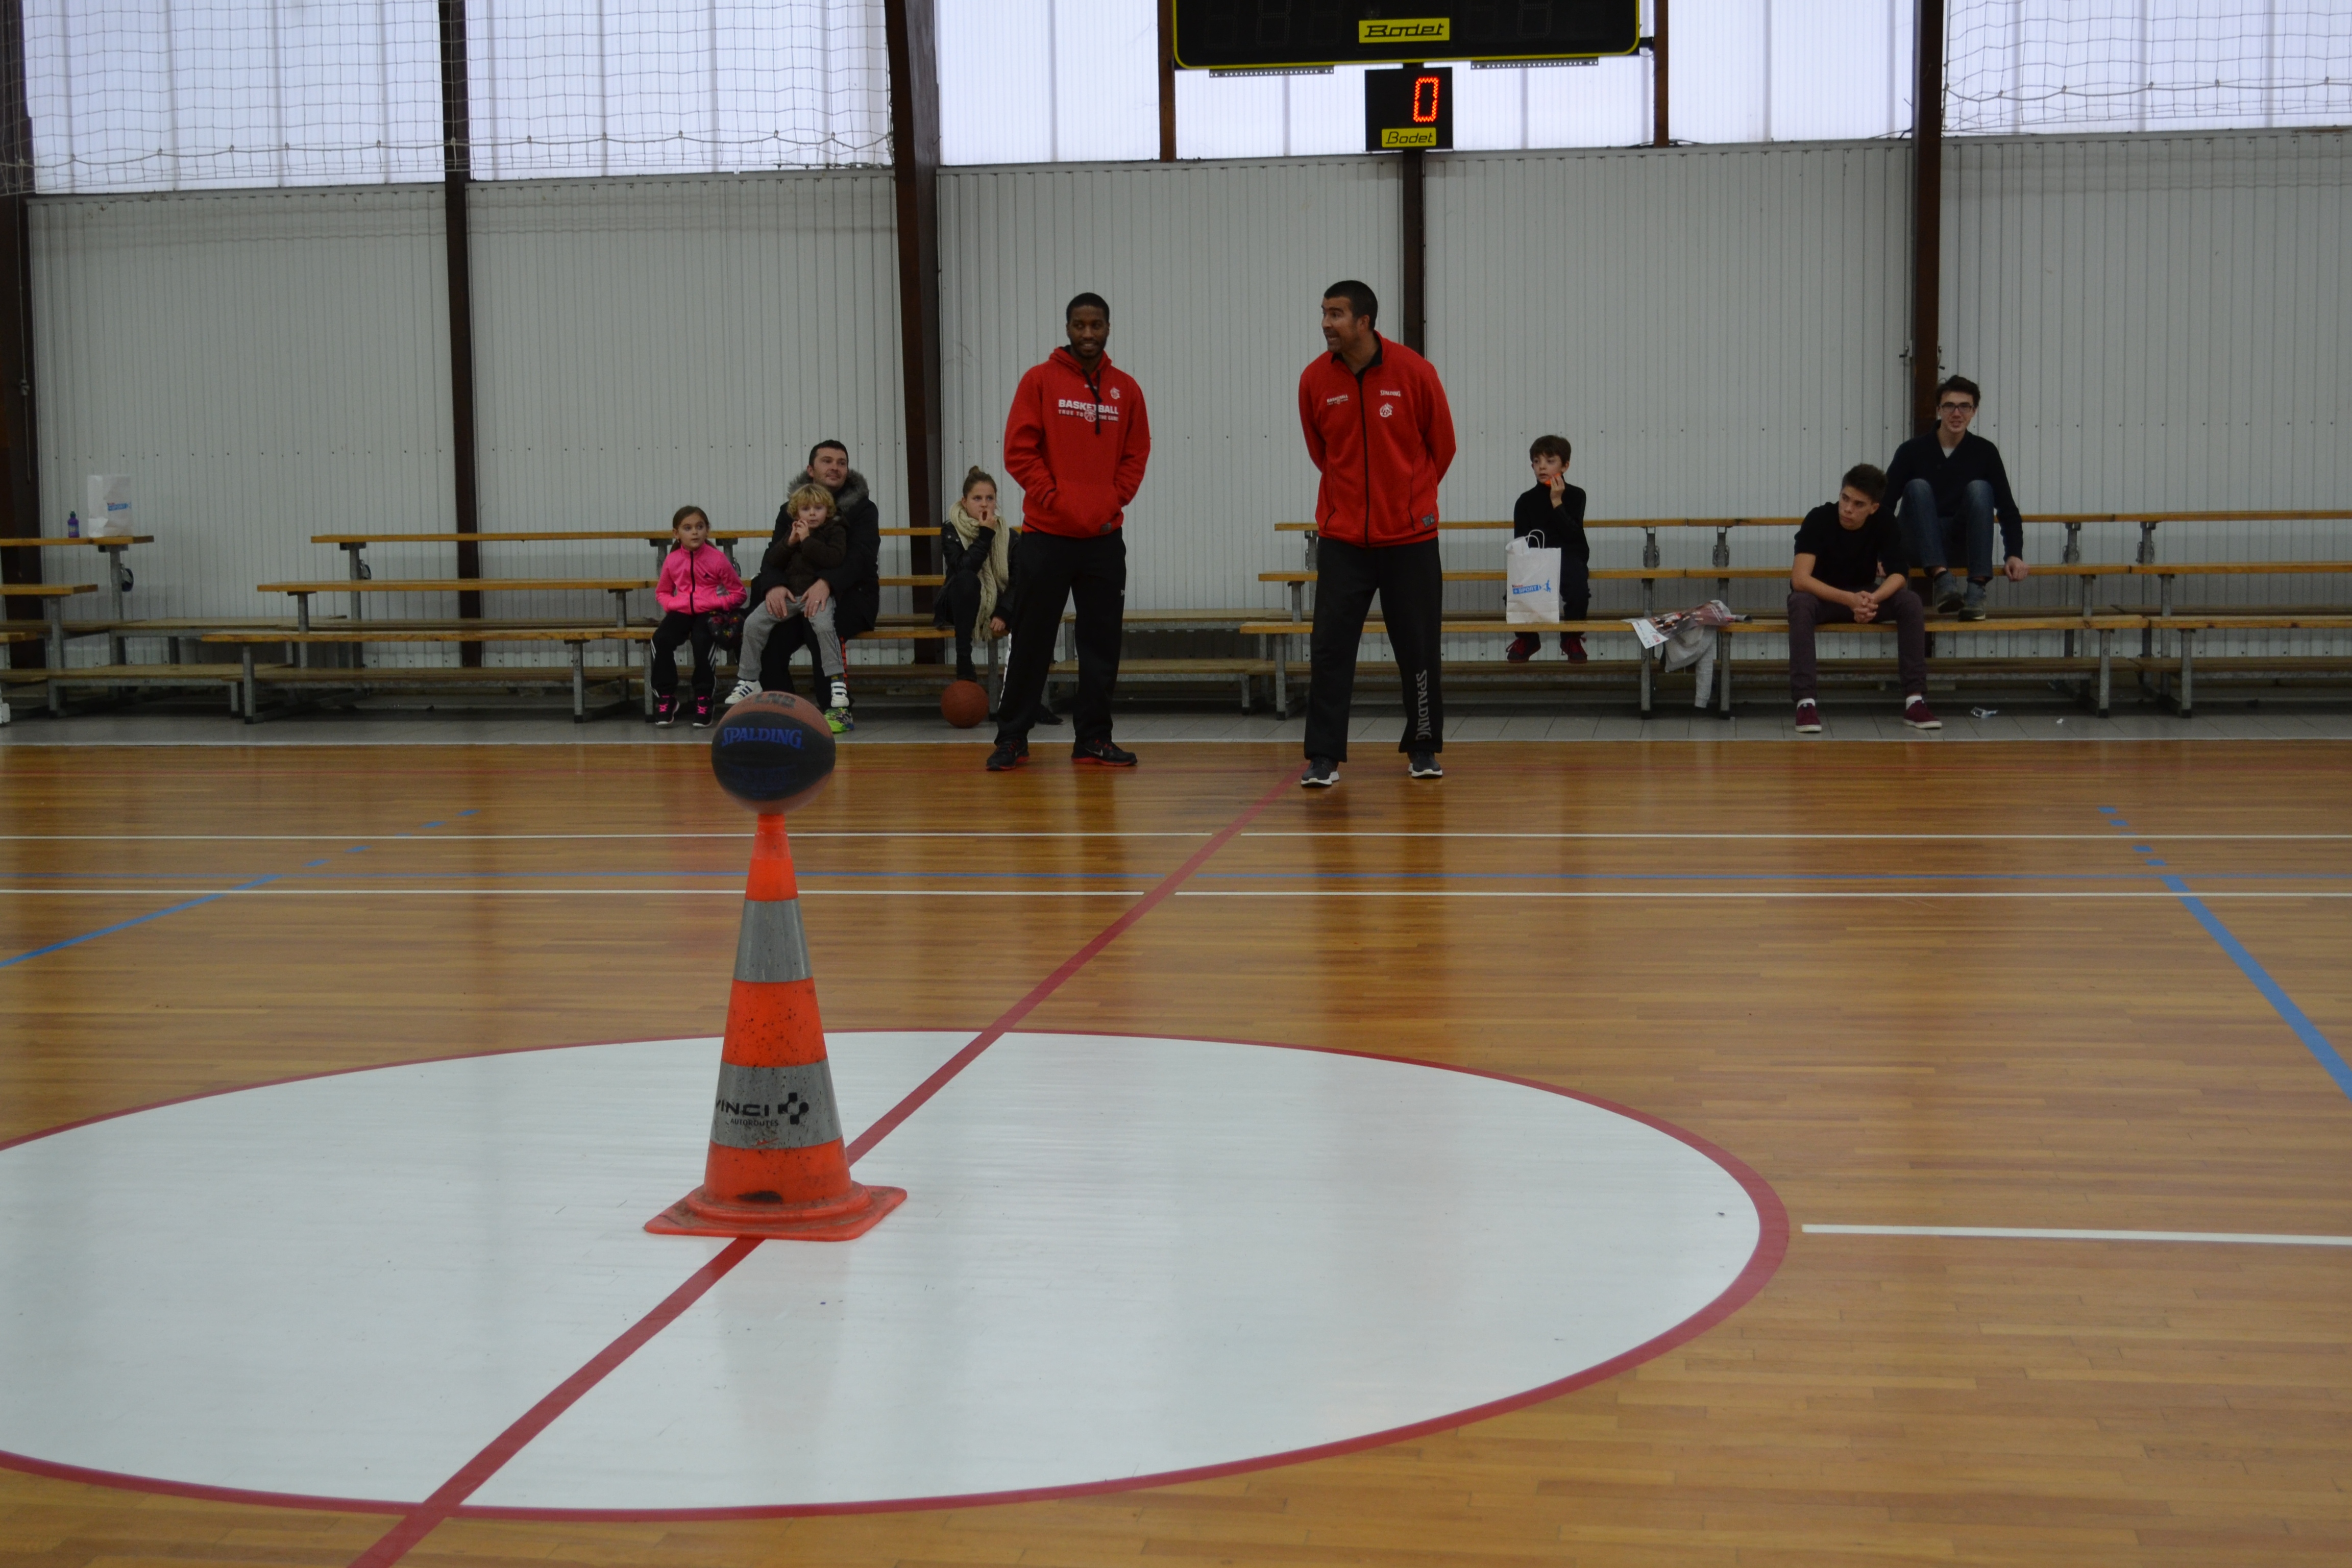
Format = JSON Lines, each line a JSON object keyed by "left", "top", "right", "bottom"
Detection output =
{"left": 2102, "top": 809, "right": 2352, "bottom": 1102}
{"left": 0, "top": 874, "right": 284, "bottom": 970}
{"left": 0, "top": 808, "right": 475, "bottom": 971}
{"left": 2162, "top": 873, "right": 2352, "bottom": 1100}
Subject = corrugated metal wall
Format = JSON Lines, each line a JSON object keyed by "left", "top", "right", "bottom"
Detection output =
{"left": 31, "top": 187, "right": 451, "bottom": 659}
{"left": 25, "top": 129, "right": 2348, "bottom": 673}
{"left": 1947, "top": 129, "right": 2352, "bottom": 638}
{"left": 938, "top": 157, "right": 1396, "bottom": 613}
{"left": 1427, "top": 140, "right": 1914, "bottom": 650}
{"left": 465, "top": 173, "right": 904, "bottom": 664}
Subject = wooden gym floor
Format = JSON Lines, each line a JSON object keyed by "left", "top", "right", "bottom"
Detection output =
{"left": 3, "top": 739, "right": 2350, "bottom": 1566}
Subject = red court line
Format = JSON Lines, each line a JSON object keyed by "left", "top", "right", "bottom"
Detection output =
{"left": 338, "top": 768, "right": 1296, "bottom": 1568}
{"left": 844, "top": 768, "right": 1300, "bottom": 1163}
{"left": 344, "top": 1238, "right": 759, "bottom": 1568}
{"left": 461, "top": 1034, "right": 1790, "bottom": 1524}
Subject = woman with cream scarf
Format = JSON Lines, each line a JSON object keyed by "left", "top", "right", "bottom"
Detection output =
{"left": 936, "top": 465, "right": 1016, "bottom": 683}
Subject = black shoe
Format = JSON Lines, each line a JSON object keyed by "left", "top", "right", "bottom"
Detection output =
{"left": 1072, "top": 737, "right": 1137, "bottom": 767}
{"left": 1301, "top": 756, "right": 1339, "bottom": 788}
{"left": 1408, "top": 751, "right": 1443, "bottom": 779}
{"left": 955, "top": 660, "right": 979, "bottom": 683}
{"left": 1931, "top": 572, "right": 1966, "bottom": 614}
{"left": 985, "top": 739, "right": 1028, "bottom": 772}
{"left": 1032, "top": 704, "right": 1066, "bottom": 727}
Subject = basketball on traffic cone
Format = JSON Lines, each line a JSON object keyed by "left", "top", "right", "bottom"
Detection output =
{"left": 646, "top": 812, "right": 905, "bottom": 1241}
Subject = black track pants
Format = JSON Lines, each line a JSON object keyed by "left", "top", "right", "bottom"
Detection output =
{"left": 994, "top": 530, "right": 1126, "bottom": 747}
{"left": 651, "top": 611, "right": 717, "bottom": 698}
{"left": 1304, "top": 535, "right": 1444, "bottom": 761}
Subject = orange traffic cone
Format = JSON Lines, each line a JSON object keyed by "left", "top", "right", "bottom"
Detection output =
{"left": 647, "top": 813, "right": 905, "bottom": 1241}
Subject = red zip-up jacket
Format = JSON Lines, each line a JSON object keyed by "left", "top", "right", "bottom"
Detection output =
{"left": 1297, "top": 334, "right": 1457, "bottom": 548}
{"left": 1002, "top": 347, "right": 1152, "bottom": 538}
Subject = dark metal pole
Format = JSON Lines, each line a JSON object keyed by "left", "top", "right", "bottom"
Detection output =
{"left": 1157, "top": 0, "right": 1177, "bottom": 161}
{"left": 1910, "top": 0, "right": 1944, "bottom": 433}
{"left": 884, "top": 0, "right": 942, "bottom": 655}
{"left": 1400, "top": 149, "right": 1426, "bottom": 355}
{"left": 0, "top": 0, "right": 42, "bottom": 668}
{"left": 438, "top": 2, "right": 483, "bottom": 659}
{"left": 1399, "top": 60, "right": 1427, "bottom": 356}
{"left": 1651, "top": 0, "right": 1670, "bottom": 148}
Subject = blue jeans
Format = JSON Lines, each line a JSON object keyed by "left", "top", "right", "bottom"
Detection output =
{"left": 1898, "top": 478, "right": 1996, "bottom": 582}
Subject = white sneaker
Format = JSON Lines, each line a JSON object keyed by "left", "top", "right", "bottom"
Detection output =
{"left": 828, "top": 678, "right": 850, "bottom": 710}
{"left": 725, "top": 679, "right": 760, "bottom": 705}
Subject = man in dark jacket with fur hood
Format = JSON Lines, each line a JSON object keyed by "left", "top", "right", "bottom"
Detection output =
{"left": 752, "top": 439, "right": 880, "bottom": 726}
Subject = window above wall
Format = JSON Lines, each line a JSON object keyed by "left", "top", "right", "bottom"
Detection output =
{"left": 24, "top": 0, "right": 892, "bottom": 195}
{"left": 939, "top": 0, "right": 2348, "bottom": 166}
{"left": 21, "top": 0, "right": 2345, "bottom": 194}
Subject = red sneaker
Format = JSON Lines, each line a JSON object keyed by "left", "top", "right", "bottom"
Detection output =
{"left": 1793, "top": 699, "right": 1822, "bottom": 733}
{"left": 1903, "top": 697, "right": 1942, "bottom": 730}
{"left": 1561, "top": 633, "right": 1587, "bottom": 664}
{"left": 1506, "top": 633, "right": 1540, "bottom": 663}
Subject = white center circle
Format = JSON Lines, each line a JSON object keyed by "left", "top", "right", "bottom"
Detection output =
{"left": 0, "top": 1033, "right": 1781, "bottom": 1516}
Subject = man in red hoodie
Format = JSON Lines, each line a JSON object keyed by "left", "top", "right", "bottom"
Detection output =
{"left": 987, "top": 292, "right": 1153, "bottom": 772}
{"left": 1295, "top": 279, "right": 1457, "bottom": 787}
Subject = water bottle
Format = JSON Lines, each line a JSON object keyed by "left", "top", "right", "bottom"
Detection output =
{"left": 65, "top": 510, "right": 78, "bottom": 538}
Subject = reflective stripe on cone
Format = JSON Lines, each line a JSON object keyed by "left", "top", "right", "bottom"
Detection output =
{"left": 647, "top": 812, "right": 906, "bottom": 1241}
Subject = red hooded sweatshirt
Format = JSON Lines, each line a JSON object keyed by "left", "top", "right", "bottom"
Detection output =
{"left": 1002, "top": 347, "right": 1152, "bottom": 538}
{"left": 1296, "top": 334, "right": 1457, "bottom": 549}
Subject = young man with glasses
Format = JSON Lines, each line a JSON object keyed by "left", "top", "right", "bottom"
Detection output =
{"left": 1883, "top": 376, "right": 2029, "bottom": 621}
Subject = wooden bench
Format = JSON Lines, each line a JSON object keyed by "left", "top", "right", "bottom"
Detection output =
{"left": 1, "top": 583, "right": 99, "bottom": 698}
{"left": 1239, "top": 618, "right": 1646, "bottom": 717}
{"left": 206, "top": 627, "right": 650, "bottom": 722}
{"left": 1240, "top": 615, "right": 2145, "bottom": 719}
{"left": 0, "top": 535, "right": 155, "bottom": 661}
{"left": 2, "top": 660, "right": 275, "bottom": 718}
{"left": 1273, "top": 513, "right": 2352, "bottom": 602}
{"left": 257, "top": 581, "right": 649, "bottom": 657}
{"left": 2130, "top": 614, "right": 2352, "bottom": 718}
{"left": 1737, "top": 615, "right": 2146, "bottom": 718}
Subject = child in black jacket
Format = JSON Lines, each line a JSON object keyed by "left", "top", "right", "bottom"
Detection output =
{"left": 726, "top": 483, "right": 852, "bottom": 728}
{"left": 1508, "top": 433, "right": 1590, "bottom": 663}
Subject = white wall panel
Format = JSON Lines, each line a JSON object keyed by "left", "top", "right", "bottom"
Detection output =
{"left": 465, "top": 172, "right": 904, "bottom": 656}
{"left": 939, "top": 158, "right": 1396, "bottom": 613}
{"left": 1946, "top": 129, "right": 2352, "bottom": 634}
{"left": 1947, "top": 130, "right": 2352, "bottom": 517}
{"left": 31, "top": 186, "right": 450, "bottom": 659}
{"left": 24, "top": 129, "right": 2345, "bottom": 682}
{"left": 1426, "top": 139, "right": 1912, "bottom": 642}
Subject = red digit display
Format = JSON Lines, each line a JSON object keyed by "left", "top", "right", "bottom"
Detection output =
{"left": 1412, "top": 75, "right": 1441, "bottom": 124}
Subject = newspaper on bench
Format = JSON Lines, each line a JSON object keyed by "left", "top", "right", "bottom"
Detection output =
{"left": 1628, "top": 599, "right": 1746, "bottom": 653}
{"left": 1630, "top": 600, "right": 1749, "bottom": 708}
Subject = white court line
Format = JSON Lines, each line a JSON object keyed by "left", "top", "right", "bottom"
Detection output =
{"left": 6, "top": 831, "right": 2346, "bottom": 844}
{"left": 8, "top": 888, "right": 2348, "bottom": 901}
{"left": 1173, "top": 890, "right": 2352, "bottom": 900}
{"left": 0, "top": 831, "right": 1213, "bottom": 842}
{"left": 1807, "top": 1224, "right": 2352, "bottom": 1247}
{"left": 1241, "top": 832, "right": 2352, "bottom": 841}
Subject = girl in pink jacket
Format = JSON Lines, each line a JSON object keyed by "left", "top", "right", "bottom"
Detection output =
{"left": 652, "top": 505, "right": 747, "bottom": 727}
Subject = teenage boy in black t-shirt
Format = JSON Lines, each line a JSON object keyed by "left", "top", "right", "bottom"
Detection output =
{"left": 1788, "top": 464, "right": 1939, "bottom": 733}
{"left": 1507, "top": 434, "right": 1589, "bottom": 664}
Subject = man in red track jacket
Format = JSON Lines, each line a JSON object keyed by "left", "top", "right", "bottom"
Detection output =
{"left": 1295, "top": 279, "right": 1457, "bottom": 786}
{"left": 989, "top": 292, "right": 1152, "bottom": 771}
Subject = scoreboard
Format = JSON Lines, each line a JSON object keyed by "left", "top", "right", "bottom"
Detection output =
{"left": 1363, "top": 66, "right": 1453, "bottom": 151}
{"left": 1172, "top": 3, "right": 1641, "bottom": 72}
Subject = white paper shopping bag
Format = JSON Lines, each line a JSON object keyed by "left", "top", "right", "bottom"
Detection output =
{"left": 1505, "top": 533, "right": 1561, "bottom": 624}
